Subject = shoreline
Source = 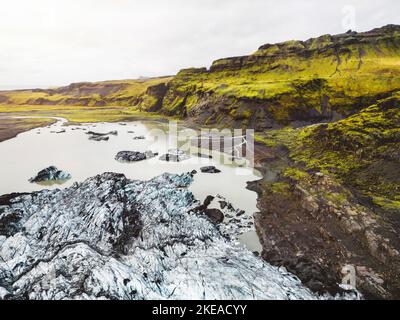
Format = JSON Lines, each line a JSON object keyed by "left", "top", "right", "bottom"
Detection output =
{"left": 0, "top": 116, "right": 57, "bottom": 143}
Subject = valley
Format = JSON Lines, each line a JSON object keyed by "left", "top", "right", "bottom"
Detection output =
{"left": 0, "top": 24, "right": 399, "bottom": 299}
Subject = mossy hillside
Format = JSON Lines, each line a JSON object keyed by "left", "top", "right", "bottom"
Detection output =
{"left": 158, "top": 25, "right": 400, "bottom": 128}
{"left": 1, "top": 25, "right": 399, "bottom": 129}
{"left": 256, "top": 94, "right": 400, "bottom": 211}
{"left": 0, "top": 77, "right": 173, "bottom": 108}
{"left": 295, "top": 96, "right": 400, "bottom": 209}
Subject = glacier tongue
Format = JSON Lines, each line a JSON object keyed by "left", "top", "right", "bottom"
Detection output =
{"left": 0, "top": 171, "right": 321, "bottom": 300}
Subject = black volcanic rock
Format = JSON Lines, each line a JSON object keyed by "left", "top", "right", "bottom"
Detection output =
{"left": 87, "top": 130, "right": 117, "bottom": 141}
{"left": 115, "top": 151, "right": 158, "bottom": 162}
{"left": 89, "top": 135, "right": 109, "bottom": 141}
{"left": 29, "top": 166, "right": 71, "bottom": 183}
{"left": 200, "top": 166, "right": 221, "bottom": 173}
{"left": 87, "top": 130, "right": 117, "bottom": 136}
{"left": 204, "top": 208, "right": 224, "bottom": 224}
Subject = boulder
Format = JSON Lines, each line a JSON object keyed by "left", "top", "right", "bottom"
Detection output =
{"left": 200, "top": 166, "right": 221, "bottom": 173}
{"left": 115, "top": 151, "right": 158, "bottom": 162}
{"left": 87, "top": 130, "right": 117, "bottom": 141}
{"left": 87, "top": 130, "right": 117, "bottom": 136}
{"left": 51, "top": 129, "right": 66, "bottom": 134}
{"left": 89, "top": 135, "right": 109, "bottom": 141}
{"left": 29, "top": 166, "right": 71, "bottom": 183}
{"left": 204, "top": 208, "right": 224, "bottom": 224}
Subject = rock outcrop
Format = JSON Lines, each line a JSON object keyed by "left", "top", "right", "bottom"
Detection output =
{"left": 0, "top": 172, "right": 327, "bottom": 300}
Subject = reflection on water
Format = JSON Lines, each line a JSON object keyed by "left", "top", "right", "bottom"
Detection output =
{"left": 239, "top": 231, "right": 263, "bottom": 253}
{"left": 34, "top": 179, "right": 71, "bottom": 187}
{"left": 0, "top": 119, "right": 262, "bottom": 251}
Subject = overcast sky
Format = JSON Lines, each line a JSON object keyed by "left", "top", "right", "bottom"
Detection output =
{"left": 0, "top": 0, "right": 399, "bottom": 90}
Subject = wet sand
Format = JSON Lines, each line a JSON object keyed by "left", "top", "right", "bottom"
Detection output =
{"left": 0, "top": 117, "right": 56, "bottom": 143}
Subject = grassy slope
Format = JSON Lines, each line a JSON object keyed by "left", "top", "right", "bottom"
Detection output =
{"left": 0, "top": 77, "right": 172, "bottom": 108}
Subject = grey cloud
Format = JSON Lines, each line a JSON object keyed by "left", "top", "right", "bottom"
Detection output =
{"left": 0, "top": 0, "right": 399, "bottom": 89}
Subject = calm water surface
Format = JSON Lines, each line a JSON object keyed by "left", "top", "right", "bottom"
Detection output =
{"left": 0, "top": 119, "right": 262, "bottom": 251}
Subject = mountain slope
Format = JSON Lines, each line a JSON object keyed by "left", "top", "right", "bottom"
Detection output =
{"left": 153, "top": 24, "right": 400, "bottom": 129}
{"left": 1, "top": 25, "right": 399, "bottom": 131}
{"left": 0, "top": 77, "right": 172, "bottom": 108}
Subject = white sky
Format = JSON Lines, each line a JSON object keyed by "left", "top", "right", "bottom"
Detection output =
{"left": 0, "top": 0, "right": 399, "bottom": 89}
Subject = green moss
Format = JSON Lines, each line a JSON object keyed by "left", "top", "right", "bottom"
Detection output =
{"left": 270, "top": 182, "right": 291, "bottom": 194}
{"left": 185, "top": 95, "right": 199, "bottom": 112}
{"left": 139, "top": 95, "right": 158, "bottom": 111}
{"left": 257, "top": 94, "right": 400, "bottom": 210}
{"left": 228, "top": 108, "right": 252, "bottom": 120}
{"left": 165, "top": 96, "right": 185, "bottom": 114}
{"left": 283, "top": 167, "right": 310, "bottom": 181}
{"left": 255, "top": 127, "right": 298, "bottom": 147}
{"left": 373, "top": 196, "right": 400, "bottom": 211}
{"left": 321, "top": 190, "right": 349, "bottom": 206}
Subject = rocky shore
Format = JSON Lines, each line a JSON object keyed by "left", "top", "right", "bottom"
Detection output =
{"left": 248, "top": 142, "right": 400, "bottom": 299}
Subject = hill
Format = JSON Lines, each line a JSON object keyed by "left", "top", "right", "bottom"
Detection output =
{"left": 1, "top": 25, "right": 400, "bottom": 131}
